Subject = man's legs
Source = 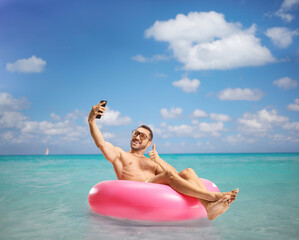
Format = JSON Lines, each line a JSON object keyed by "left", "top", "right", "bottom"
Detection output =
{"left": 178, "top": 168, "right": 212, "bottom": 208}
{"left": 147, "top": 168, "right": 238, "bottom": 220}
{"left": 148, "top": 168, "right": 235, "bottom": 202}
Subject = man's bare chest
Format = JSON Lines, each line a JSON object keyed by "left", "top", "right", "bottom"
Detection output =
{"left": 121, "top": 155, "right": 154, "bottom": 173}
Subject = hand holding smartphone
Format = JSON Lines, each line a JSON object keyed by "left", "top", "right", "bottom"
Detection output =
{"left": 96, "top": 100, "right": 107, "bottom": 119}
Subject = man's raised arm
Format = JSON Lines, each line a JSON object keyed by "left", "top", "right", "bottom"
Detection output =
{"left": 88, "top": 102, "right": 121, "bottom": 163}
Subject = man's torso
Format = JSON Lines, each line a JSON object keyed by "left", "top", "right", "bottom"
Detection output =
{"left": 112, "top": 150, "right": 157, "bottom": 182}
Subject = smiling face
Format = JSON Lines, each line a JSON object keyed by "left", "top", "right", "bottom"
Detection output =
{"left": 130, "top": 127, "right": 152, "bottom": 151}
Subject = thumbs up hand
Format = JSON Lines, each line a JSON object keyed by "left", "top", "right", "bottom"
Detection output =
{"left": 149, "top": 144, "right": 159, "bottom": 163}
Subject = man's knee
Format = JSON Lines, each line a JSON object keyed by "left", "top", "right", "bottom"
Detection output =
{"left": 179, "top": 168, "right": 196, "bottom": 179}
{"left": 164, "top": 170, "right": 179, "bottom": 181}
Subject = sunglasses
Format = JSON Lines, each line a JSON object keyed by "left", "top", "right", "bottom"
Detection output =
{"left": 132, "top": 130, "right": 150, "bottom": 141}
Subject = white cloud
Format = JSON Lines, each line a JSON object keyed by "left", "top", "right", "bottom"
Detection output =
{"left": 1, "top": 131, "right": 14, "bottom": 141}
{"left": 210, "top": 113, "right": 231, "bottom": 122}
{"left": 224, "top": 134, "right": 257, "bottom": 144}
{"left": 65, "top": 109, "right": 86, "bottom": 120}
{"left": 0, "top": 93, "right": 30, "bottom": 130}
{"left": 0, "top": 111, "right": 27, "bottom": 129}
{"left": 273, "top": 77, "right": 298, "bottom": 89}
{"left": 99, "top": 107, "right": 132, "bottom": 126}
{"left": 275, "top": 0, "right": 299, "bottom": 22}
{"left": 167, "top": 124, "right": 194, "bottom": 137}
{"left": 218, "top": 88, "right": 264, "bottom": 101}
{"left": 21, "top": 108, "right": 130, "bottom": 141}
{"left": 0, "top": 92, "right": 132, "bottom": 148}
{"left": 102, "top": 132, "right": 115, "bottom": 139}
{"left": 154, "top": 72, "right": 168, "bottom": 78}
{"left": 266, "top": 27, "right": 299, "bottom": 48}
{"left": 153, "top": 121, "right": 226, "bottom": 139}
{"left": 269, "top": 134, "right": 299, "bottom": 143}
{"left": 282, "top": 122, "right": 299, "bottom": 131}
{"left": 198, "top": 122, "right": 226, "bottom": 136}
{"left": 287, "top": 98, "right": 299, "bottom": 111}
{"left": 50, "top": 113, "right": 61, "bottom": 121}
{"left": 226, "top": 134, "right": 243, "bottom": 144}
{"left": 269, "top": 134, "right": 291, "bottom": 142}
{"left": 0, "top": 111, "right": 88, "bottom": 143}
{"left": 145, "top": 11, "right": 276, "bottom": 70}
{"left": 0, "top": 92, "right": 30, "bottom": 111}
{"left": 238, "top": 108, "right": 289, "bottom": 135}
{"left": 160, "top": 107, "right": 182, "bottom": 119}
{"left": 172, "top": 77, "right": 200, "bottom": 93}
{"left": 6, "top": 55, "right": 46, "bottom": 73}
{"left": 131, "top": 54, "right": 147, "bottom": 62}
{"left": 191, "top": 109, "right": 207, "bottom": 118}
{"left": 131, "top": 54, "right": 169, "bottom": 62}
{"left": 20, "top": 120, "right": 88, "bottom": 141}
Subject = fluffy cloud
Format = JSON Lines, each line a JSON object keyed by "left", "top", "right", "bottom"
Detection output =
{"left": 191, "top": 109, "right": 208, "bottom": 118}
{"left": 131, "top": 54, "right": 169, "bottom": 62}
{"left": 154, "top": 121, "right": 226, "bottom": 138}
{"left": 224, "top": 134, "right": 257, "bottom": 144}
{"left": 102, "top": 132, "right": 115, "bottom": 139}
{"left": 210, "top": 113, "right": 231, "bottom": 122}
{"left": 218, "top": 88, "right": 264, "bottom": 101}
{"left": 6, "top": 55, "right": 46, "bottom": 73}
{"left": 0, "top": 111, "right": 27, "bottom": 129}
{"left": 0, "top": 93, "right": 29, "bottom": 129}
{"left": 50, "top": 113, "right": 61, "bottom": 121}
{"left": 0, "top": 92, "right": 30, "bottom": 111}
{"left": 198, "top": 122, "right": 225, "bottom": 136}
{"left": 65, "top": 109, "right": 86, "bottom": 120}
{"left": 266, "top": 27, "right": 298, "bottom": 48}
{"left": 131, "top": 54, "right": 147, "bottom": 62}
{"left": 160, "top": 107, "right": 182, "bottom": 119}
{"left": 0, "top": 92, "right": 130, "bottom": 145}
{"left": 172, "top": 77, "right": 200, "bottom": 93}
{"left": 287, "top": 98, "right": 299, "bottom": 111}
{"left": 21, "top": 120, "right": 88, "bottom": 141}
{"left": 238, "top": 108, "right": 289, "bottom": 135}
{"left": 98, "top": 107, "right": 132, "bottom": 126}
{"left": 269, "top": 134, "right": 299, "bottom": 143}
{"left": 274, "top": 0, "right": 299, "bottom": 22}
{"left": 273, "top": 77, "right": 298, "bottom": 89}
{"left": 167, "top": 124, "right": 194, "bottom": 137}
{"left": 282, "top": 122, "right": 299, "bottom": 131}
{"left": 145, "top": 11, "right": 276, "bottom": 70}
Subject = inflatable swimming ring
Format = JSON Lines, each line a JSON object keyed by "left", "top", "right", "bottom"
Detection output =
{"left": 88, "top": 179, "right": 219, "bottom": 222}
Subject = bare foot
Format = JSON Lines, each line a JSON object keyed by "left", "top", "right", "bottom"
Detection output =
{"left": 206, "top": 195, "right": 231, "bottom": 220}
{"left": 215, "top": 188, "right": 239, "bottom": 201}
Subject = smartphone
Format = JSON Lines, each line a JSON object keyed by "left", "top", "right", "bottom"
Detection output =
{"left": 96, "top": 100, "right": 107, "bottom": 119}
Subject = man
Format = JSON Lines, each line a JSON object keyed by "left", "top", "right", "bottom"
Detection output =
{"left": 88, "top": 101, "right": 239, "bottom": 220}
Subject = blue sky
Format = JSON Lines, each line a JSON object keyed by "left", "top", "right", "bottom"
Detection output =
{"left": 0, "top": 0, "right": 298, "bottom": 154}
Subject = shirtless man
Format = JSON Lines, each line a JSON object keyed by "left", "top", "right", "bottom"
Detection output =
{"left": 88, "top": 101, "right": 239, "bottom": 220}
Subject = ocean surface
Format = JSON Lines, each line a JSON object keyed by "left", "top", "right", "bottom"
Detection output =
{"left": 0, "top": 153, "right": 298, "bottom": 240}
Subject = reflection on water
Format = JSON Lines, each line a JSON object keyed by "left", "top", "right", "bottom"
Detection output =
{"left": 85, "top": 211, "right": 220, "bottom": 240}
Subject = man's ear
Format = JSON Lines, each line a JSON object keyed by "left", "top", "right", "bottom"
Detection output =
{"left": 147, "top": 141, "right": 152, "bottom": 148}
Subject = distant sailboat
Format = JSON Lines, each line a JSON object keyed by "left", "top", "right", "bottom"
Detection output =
{"left": 45, "top": 148, "right": 49, "bottom": 155}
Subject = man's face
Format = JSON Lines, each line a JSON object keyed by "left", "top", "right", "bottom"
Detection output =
{"left": 130, "top": 128, "right": 151, "bottom": 151}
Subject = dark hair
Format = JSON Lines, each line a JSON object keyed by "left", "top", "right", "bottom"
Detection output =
{"left": 138, "top": 125, "right": 153, "bottom": 141}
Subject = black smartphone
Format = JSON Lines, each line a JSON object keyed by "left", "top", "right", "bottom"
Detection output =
{"left": 96, "top": 100, "right": 107, "bottom": 119}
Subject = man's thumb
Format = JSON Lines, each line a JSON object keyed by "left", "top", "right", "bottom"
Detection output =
{"left": 152, "top": 143, "right": 155, "bottom": 150}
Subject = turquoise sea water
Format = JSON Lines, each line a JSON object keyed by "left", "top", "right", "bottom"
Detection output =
{"left": 0, "top": 153, "right": 299, "bottom": 240}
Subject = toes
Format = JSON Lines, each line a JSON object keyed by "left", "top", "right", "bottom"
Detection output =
{"left": 221, "top": 195, "right": 230, "bottom": 202}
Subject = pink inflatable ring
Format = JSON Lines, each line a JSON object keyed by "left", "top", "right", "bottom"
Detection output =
{"left": 88, "top": 179, "right": 220, "bottom": 222}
